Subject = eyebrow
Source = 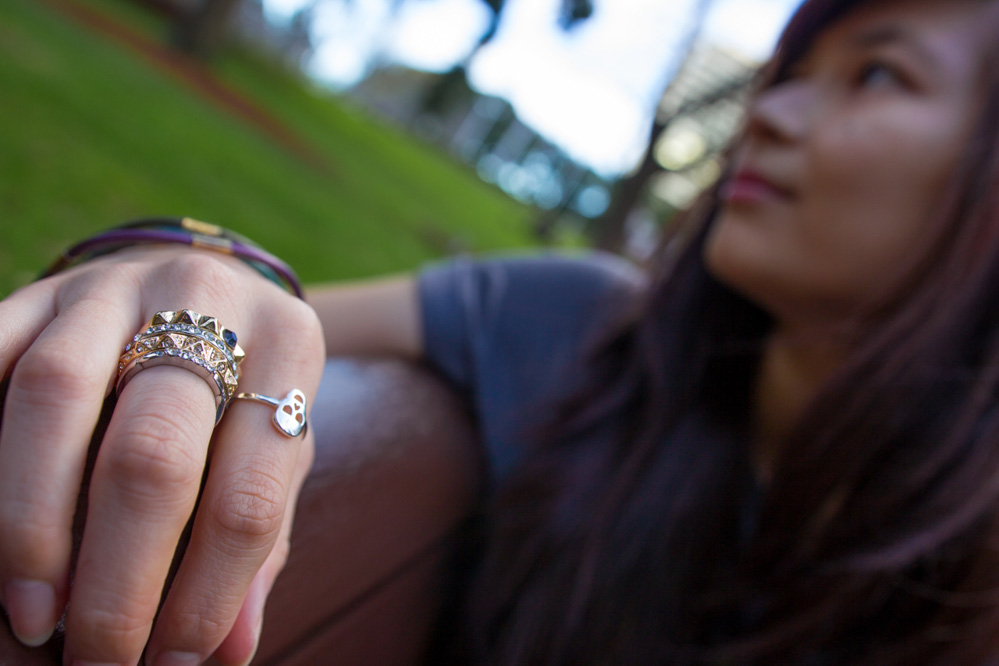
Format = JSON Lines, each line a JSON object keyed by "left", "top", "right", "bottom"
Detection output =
{"left": 849, "top": 25, "right": 942, "bottom": 74}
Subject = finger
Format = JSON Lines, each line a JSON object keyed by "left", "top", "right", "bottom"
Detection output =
{"left": 62, "top": 367, "right": 217, "bottom": 665}
{"left": 144, "top": 306, "right": 322, "bottom": 666}
{"left": 0, "top": 293, "right": 133, "bottom": 647}
{"left": 211, "top": 431, "right": 314, "bottom": 666}
{"left": 0, "top": 280, "right": 58, "bottom": 379}
{"left": 208, "top": 564, "right": 272, "bottom": 666}
{"left": 146, "top": 411, "right": 300, "bottom": 666}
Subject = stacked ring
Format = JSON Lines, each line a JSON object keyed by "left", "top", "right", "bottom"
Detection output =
{"left": 117, "top": 310, "right": 246, "bottom": 423}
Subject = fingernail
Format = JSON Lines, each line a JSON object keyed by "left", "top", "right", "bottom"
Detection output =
{"left": 2, "top": 579, "right": 56, "bottom": 647}
{"left": 152, "top": 652, "right": 201, "bottom": 666}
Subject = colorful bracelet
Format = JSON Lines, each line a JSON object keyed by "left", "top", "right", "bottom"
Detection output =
{"left": 42, "top": 217, "right": 304, "bottom": 298}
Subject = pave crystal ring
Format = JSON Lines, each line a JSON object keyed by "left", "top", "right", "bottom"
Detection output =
{"left": 117, "top": 310, "right": 246, "bottom": 424}
{"left": 234, "top": 390, "right": 308, "bottom": 438}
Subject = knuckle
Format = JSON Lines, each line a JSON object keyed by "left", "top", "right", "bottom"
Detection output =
{"left": 289, "top": 299, "right": 323, "bottom": 346}
{"left": 73, "top": 603, "right": 151, "bottom": 655}
{"left": 282, "top": 297, "right": 322, "bottom": 338}
{"left": 12, "top": 345, "right": 104, "bottom": 405}
{"left": 105, "top": 424, "right": 203, "bottom": 499}
{"left": 0, "top": 506, "right": 62, "bottom": 567}
{"left": 87, "top": 262, "right": 142, "bottom": 293}
{"left": 212, "top": 466, "right": 287, "bottom": 544}
{"left": 169, "top": 606, "right": 229, "bottom": 644}
{"left": 54, "top": 262, "right": 138, "bottom": 305}
{"left": 256, "top": 298, "right": 325, "bottom": 368}
{"left": 159, "top": 254, "right": 243, "bottom": 306}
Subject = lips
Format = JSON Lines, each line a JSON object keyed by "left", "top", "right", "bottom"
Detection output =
{"left": 721, "top": 168, "right": 794, "bottom": 205}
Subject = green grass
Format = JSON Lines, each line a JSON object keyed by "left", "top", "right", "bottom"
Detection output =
{"left": 0, "top": 0, "right": 537, "bottom": 295}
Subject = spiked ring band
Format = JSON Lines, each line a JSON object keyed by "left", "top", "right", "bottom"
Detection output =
{"left": 117, "top": 310, "right": 246, "bottom": 424}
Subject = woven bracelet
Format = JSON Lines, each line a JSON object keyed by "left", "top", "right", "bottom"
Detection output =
{"left": 42, "top": 217, "right": 304, "bottom": 299}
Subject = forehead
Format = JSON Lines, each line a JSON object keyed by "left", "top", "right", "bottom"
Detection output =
{"left": 802, "top": 0, "right": 991, "bottom": 75}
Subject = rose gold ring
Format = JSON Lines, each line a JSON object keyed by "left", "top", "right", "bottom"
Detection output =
{"left": 117, "top": 310, "right": 245, "bottom": 424}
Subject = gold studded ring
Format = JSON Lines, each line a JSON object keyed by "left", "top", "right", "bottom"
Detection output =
{"left": 117, "top": 310, "right": 246, "bottom": 424}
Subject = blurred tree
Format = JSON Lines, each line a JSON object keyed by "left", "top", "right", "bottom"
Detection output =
{"left": 172, "top": 0, "right": 329, "bottom": 62}
{"left": 593, "top": 0, "right": 713, "bottom": 252}
{"left": 279, "top": 2, "right": 319, "bottom": 65}
{"left": 558, "top": 0, "right": 593, "bottom": 30}
{"left": 172, "top": 0, "right": 244, "bottom": 58}
{"left": 421, "top": 0, "right": 594, "bottom": 115}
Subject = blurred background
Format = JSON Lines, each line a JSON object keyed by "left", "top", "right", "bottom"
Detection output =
{"left": 0, "top": 0, "right": 802, "bottom": 294}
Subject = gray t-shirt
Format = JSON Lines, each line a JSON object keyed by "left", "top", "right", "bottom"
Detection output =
{"left": 418, "top": 252, "right": 646, "bottom": 482}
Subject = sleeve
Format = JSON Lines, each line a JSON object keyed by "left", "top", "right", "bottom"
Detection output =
{"left": 417, "top": 252, "right": 645, "bottom": 482}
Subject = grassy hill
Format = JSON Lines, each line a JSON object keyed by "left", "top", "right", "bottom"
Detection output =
{"left": 0, "top": 0, "right": 538, "bottom": 295}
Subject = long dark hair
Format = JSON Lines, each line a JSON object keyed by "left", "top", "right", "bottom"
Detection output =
{"left": 461, "top": 0, "right": 999, "bottom": 663}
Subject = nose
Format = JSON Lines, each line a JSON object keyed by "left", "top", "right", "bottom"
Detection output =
{"left": 745, "top": 79, "right": 813, "bottom": 144}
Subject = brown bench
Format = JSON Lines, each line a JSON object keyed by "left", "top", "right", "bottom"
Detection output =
{"left": 0, "top": 359, "right": 482, "bottom": 666}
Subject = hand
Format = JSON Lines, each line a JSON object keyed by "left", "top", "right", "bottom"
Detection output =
{"left": 0, "top": 247, "right": 325, "bottom": 665}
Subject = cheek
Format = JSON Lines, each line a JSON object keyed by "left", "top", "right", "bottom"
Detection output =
{"left": 813, "top": 104, "right": 962, "bottom": 222}
{"left": 803, "top": 115, "right": 961, "bottom": 284}
{"left": 706, "top": 114, "right": 964, "bottom": 323}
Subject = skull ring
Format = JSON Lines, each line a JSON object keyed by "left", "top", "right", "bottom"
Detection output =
{"left": 234, "top": 389, "right": 308, "bottom": 438}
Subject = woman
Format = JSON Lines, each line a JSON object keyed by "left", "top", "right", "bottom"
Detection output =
{"left": 2, "top": 0, "right": 998, "bottom": 663}
{"left": 458, "top": 0, "right": 999, "bottom": 661}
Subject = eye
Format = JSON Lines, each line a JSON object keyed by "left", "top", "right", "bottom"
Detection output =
{"left": 856, "top": 60, "right": 905, "bottom": 90}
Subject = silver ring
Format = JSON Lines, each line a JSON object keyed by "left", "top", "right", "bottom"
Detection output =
{"left": 234, "top": 389, "right": 308, "bottom": 438}
{"left": 117, "top": 310, "right": 245, "bottom": 424}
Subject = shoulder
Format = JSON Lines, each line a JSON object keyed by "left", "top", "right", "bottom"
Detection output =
{"left": 418, "top": 250, "right": 646, "bottom": 320}
{"left": 415, "top": 249, "right": 647, "bottom": 401}
{"left": 416, "top": 251, "right": 645, "bottom": 480}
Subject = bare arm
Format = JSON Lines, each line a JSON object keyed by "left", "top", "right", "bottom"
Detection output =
{"left": 306, "top": 275, "right": 423, "bottom": 359}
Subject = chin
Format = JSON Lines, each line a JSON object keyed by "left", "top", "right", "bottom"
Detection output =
{"left": 703, "top": 214, "right": 787, "bottom": 318}
{"left": 704, "top": 213, "right": 756, "bottom": 291}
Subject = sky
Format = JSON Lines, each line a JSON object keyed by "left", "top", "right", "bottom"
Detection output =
{"left": 263, "top": 0, "right": 804, "bottom": 177}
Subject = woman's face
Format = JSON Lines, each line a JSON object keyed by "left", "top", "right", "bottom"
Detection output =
{"left": 704, "top": 0, "right": 991, "bottom": 329}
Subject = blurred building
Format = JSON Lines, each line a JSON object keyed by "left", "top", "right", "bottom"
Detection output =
{"left": 651, "top": 42, "right": 757, "bottom": 211}
{"left": 617, "top": 42, "right": 758, "bottom": 259}
{"left": 349, "top": 65, "right": 613, "bottom": 228}
{"left": 349, "top": 40, "right": 758, "bottom": 251}
{"left": 135, "top": 0, "right": 759, "bottom": 249}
